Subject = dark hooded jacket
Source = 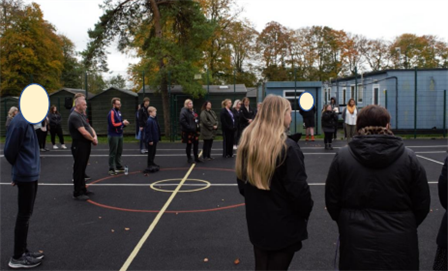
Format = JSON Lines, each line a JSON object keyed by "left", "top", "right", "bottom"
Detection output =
{"left": 325, "top": 135, "right": 430, "bottom": 270}
{"left": 436, "top": 156, "right": 447, "bottom": 248}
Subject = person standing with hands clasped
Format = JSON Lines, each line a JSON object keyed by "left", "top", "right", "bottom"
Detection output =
{"left": 321, "top": 104, "right": 338, "bottom": 150}
{"left": 325, "top": 105, "right": 430, "bottom": 270}
{"left": 180, "top": 99, "right": 202, "bottom": 164}
{"left": 342, "top": 98, "right": 357, "bottom": 142}
{"left": 144, "top": 106, "right": 161, "bottom": 173}
{"left": 107, "top": 98, "right": 130, "bottom": 175}
{"left": 68, "top": 97, "right": 98, "bottom": 201}
{"left": 5, "top": 111, "right": 45, "bottom": 269}
{"left": 200, "top": 101, "right": 218, "bottom": 161}
{"left": 236, "top": 95, "right": 313, "bottom": 270}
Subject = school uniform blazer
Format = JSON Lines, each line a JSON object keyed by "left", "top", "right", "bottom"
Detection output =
{"left": 220, "top": 108, "right": 235, "bottom": 132}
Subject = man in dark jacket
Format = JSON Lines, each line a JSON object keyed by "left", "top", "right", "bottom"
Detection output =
{"left": 325, "top": 105, "right": 430, "bottom": 270}
{"left": 138, "top": 97, "right": 150, "bottom": 154}
{"left": 5, "top": 112, "right": 45, "bottom": 269}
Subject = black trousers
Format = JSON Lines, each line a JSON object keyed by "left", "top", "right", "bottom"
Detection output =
{"left": 186, "top": 139, "right": 199, "bottom": 159}
{"left": 222, "top": 130, "right": 234, "bottom": 157}
{"left": 254, "top": 246, "right": 295, "bottom": 270}
{"left": 71, "top": 140, "right": 91, "bottom": 197}
{"left": 14, "top": 181, "right": 38, "bottom": 259}
{"left": 333, "top": 127, "right": 337, "bottom": 139}
{"left": 50, "top": 124, "right": 64, "bottom": 145}
{"left": 202, "top": 139, "right": 213, "bottom": 158}
{"left": 36, "top": 129, "right": 47, "bottom": 149}
{"left": 147, "top": 142, "right": 158, "bottom": 167}
{"left": 324, "top": 132, "right": 333, "bottom": 144}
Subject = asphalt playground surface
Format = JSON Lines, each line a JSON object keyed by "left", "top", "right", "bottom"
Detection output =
{"left": 0, "top": 138, "right": 446, "bottom": 270}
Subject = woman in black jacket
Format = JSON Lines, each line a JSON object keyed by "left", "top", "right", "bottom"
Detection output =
{"left": 325, "top": 105, "right": 430, "bottom": 270}
{"left": 321, "top": 104, "right": 338, "bottom": 150}
{"left": 180, "top": 99, "right": 201, "bottom": 164}
{"left": 49, "top": 105, "right": 66, "bottom": 149}
{"left": 434, "top": 156, "right": 447, "bottom": 270}
{"left": 220, "top": 99, "right": 235, "bottom": 158}
{"left": 240, "top": 97, "right": 254, "bottom": 131}
{"left": 232, "top": 99, "right": 243, "bottom": 149}
{"left": 299, "top": 105, "right": 316, "bottom": 141}
{"left": 236, "top": 95, "right": 313, "bottom": 270}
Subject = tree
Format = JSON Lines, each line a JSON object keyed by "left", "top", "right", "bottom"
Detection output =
{"left": 60, "top": 34, "right": 83, "bottom": 89}
{"left": 106, "top": 74, "right": 127, "bottom": 89}
{"left": 358, "top": 38, "right": 390, "bottom": 71}
{"left": 0, "top": 2, "right": 64, "bottom": 96}
{"left": 83, "top": 0, "right": 214, "bottom": 136}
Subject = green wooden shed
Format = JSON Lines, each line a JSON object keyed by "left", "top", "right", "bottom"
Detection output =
{"left": 49, "top": 88, "right": 94, "bottom": 135}
{"left": 0, "top": 96, "right": 19, "bottom": 137}
{"left": 88, "top": 87, "right": 138, "bottom": 136}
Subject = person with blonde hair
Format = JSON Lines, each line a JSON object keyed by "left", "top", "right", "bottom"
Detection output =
{"left": 236, "top": 95, "right": 313, "bottom": 270}
{"left": 180, "top": 99, "right": 201, "bottom": 163}
{"left": 5, "top": 106, "right": 19, "bottom": 132}
{"left": 220, "top": 99, "right": 235, "bottom": 158}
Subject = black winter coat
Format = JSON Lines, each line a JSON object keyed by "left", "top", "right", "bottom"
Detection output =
{"left": 237, "top": 138, "right": 314, "bottom": 251}
{"left": 179, "top": 107, "right": 198, "bottom": 133}
{"left": 321, "top": 111, "right": 338, "bottom": 133}
{"left": 240, "top": 105, "right": 254, "bottom": 130}
{"left": 325, "top": 135, "right": 430, "bottom": 270}
{"left": 437, "top": 156, "right": 447, "bottom": 248}
{"left": 138, "top": 103, "right": 149, "bottom": 128}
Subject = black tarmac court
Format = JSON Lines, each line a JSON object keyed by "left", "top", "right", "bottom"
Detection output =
{"left": 0, "top": 138, "right": 446, "bottom": 270}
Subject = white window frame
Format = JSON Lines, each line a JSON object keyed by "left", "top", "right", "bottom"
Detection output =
{"left": 372, "top": 84, "right": 380, "bottom": 105}
{"left": 357, "top": 84, "right": 363, "bottom": 104}
{"left": 350, "top": 85, "right": 355, "bottom": 99}
{"left": 283, "top": 89, "right": 304, "bottom": 112}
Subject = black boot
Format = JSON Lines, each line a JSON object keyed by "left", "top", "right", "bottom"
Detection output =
{"left": 194, "top": 157, "right": 203, "bottom": 163}
{"left": 329, "top": 144, "right": 334, "bottom": 150}
{"left": 325, "top": 143, "right": 329, "bottom": 150}
{"left": 187, "top": 157, "right": 194, "bottom": 164}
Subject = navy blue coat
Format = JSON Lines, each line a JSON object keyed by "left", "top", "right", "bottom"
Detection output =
{"left": 145, "top": 116, "right": 160, "bottom": 144}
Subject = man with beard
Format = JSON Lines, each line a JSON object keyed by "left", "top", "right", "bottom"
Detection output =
{"left": 107, "top": 97, "right": 130, "bottom": 175}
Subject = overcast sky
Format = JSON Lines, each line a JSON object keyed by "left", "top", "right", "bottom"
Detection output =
{"left": 25, "top": 0, "right": 448, "bottom": 83}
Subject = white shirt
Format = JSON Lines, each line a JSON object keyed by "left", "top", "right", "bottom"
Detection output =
{"left": 345, "top": 108, "right": 357, "bottom": 125}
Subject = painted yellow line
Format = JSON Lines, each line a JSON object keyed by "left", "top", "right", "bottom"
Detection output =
{"left": 119, "top": 152, "right": 202, "bottom": 271}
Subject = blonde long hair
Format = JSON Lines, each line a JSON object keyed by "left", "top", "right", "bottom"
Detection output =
{"left": 235, "top": 95, "right": 290, "bottom": 190}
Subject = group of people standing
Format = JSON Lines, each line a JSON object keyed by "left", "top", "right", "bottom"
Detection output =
{"left": 179, "top": 97, "right": 260, "bottom": 163}
{"left": 235, "top": 95, "right": 445, "bottom": 270}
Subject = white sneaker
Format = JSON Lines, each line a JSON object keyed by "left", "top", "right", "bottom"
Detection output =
{"left": 61, "top": 144, "right": 67, "bottom": 149}
{"left": 233, "top": 145, "right": 237, "bottom": 150}
{"left": 53, "top": 145, "right": 59, "bottom": 149}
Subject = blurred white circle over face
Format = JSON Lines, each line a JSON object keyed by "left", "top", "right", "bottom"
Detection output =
{"left": 19, "top": 84, "right": 50, "bottom": 124}
{"left": 299, "top": 92, "right": 314, "bottom": 111}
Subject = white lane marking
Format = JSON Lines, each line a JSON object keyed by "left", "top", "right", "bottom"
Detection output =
{"left": 416, "top": 155, "right": 445, "bottom": 165}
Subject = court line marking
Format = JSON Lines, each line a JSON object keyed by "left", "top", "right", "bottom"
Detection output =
{"left": 118, "top": 152, "right": 202, "bottom": 271}
{"left": 416, "top": 155, "right": 444, "bottom": 165}
{"left": 0, "top": 182, "right": 439, "bottom": 186}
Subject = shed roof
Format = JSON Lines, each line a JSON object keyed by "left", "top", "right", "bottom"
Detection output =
{"left": 50, "top": 88, "right": 94, "bottom": 99}
{"left": 89, "top": 87, "right": 138, "bottom": 100}
{"left": 330, "top": 68, "right": 448, "bottom": 83}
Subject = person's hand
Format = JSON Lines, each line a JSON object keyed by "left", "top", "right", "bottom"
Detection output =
{"left": 248, "top": 119, "right": 253, "bottom": 123}
{"left": 213, "top": 125, "right": 218, "bottom": 129}
{"left": 149, "top": 142, "right": 153, "bottom": 146}
{"left": 93, "top": 137, "right": 98, "bottom": 146}
{"left": 139, "top": 127, "right": 143, "bottom": 131}
{"left": 124, "top": 120, "right": 130, "bottom": 126}
{"left": 11, "top": 182, "right": 16, "bottom": 186}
